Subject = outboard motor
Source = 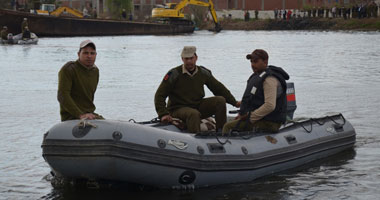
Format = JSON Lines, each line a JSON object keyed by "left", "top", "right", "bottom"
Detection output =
{"left": 286, "top": 82, "right": 297, "bottom": 120}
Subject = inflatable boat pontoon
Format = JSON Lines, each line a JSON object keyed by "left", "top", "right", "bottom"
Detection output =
{"left": 42, "top": 118, "right": 355, "bottom": 188}
{"left": 42, "top": 82, "right": 355, "bottom": 188}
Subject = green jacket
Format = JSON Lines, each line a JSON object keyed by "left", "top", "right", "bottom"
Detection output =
{"left": 1, "top": 29, "right": 8, "bottom": 40}
{"left": 154, "top": 65, "right": 237, "bottom": 118}
{"left": 57, "top": 60, "right": 99, "bottom": 121}
{"left": 21, "top": 21, "right": 28, "bottom": 33}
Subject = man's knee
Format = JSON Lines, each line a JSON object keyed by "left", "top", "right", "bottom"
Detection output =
{"left": 186, "top": 109, "right": 201, "bottom": 120}
{"left": 172, "top": 107, "right": 201, "bottom": 133}
{"left": 222, "top": 120, "right": 235, "bottom": 134}
{"left": 186, "top": 109, "right": 201, "bottom": 133}
{"left": 212, "top": 96, "right": 227, "bottom": 112}
{"left": 214, "top": 96, "right": 226, "bottom": 106}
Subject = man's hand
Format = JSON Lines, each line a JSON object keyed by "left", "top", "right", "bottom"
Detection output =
{"left": 235, "top": 101, "right": 241, "bottom": 108}
{"left": 234, "top": 113, "right": 248, "bottom": 120}
{"left": 161, "top": 114, "right": 173, "bottom": 123}
{"left": 80, "top": 113, "right": 96, "bottom": 120}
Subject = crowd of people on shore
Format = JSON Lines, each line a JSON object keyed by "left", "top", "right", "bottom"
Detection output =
{"left": 273, "top": 2, "right": 378, "bottom": 20}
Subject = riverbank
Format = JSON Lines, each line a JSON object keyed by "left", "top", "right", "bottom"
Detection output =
{"left": 202, "top": 18, "right": 380, "bottom": 31}
{"left": 0, "top": 9, "right": 194, "bottom": 37}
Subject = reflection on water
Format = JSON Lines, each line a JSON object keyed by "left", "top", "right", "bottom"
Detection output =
{"left": 0, "top": 30, "right": 380, "bottom": 199}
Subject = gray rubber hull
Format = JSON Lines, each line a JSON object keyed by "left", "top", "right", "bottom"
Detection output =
{"left": 42, "top": 113, "right": 355, "bottom": 188}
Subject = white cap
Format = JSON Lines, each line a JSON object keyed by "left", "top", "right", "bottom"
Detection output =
{"left": 181, "top": 46, "right": 196, "bottom": 58}
{"left": 79, "top": 39, "right": 96, "bottom": 50}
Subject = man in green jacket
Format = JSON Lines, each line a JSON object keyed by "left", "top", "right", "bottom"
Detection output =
{"left": 154, "top": 46, "right": 240, "bottom": 133}
{"left": 21, "top": 18, "right": 28, "bottom": 33}
{"left": 57, "top": 40, "right": 103, "bottom": 121}
{"left": 1, "top": 26, "right": 8, "bottom": 40}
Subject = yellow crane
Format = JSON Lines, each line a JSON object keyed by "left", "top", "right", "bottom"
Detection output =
{"left": 152, "top": 0, "right": 221, "bottom": 32}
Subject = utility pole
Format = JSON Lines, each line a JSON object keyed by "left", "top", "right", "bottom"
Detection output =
{"left": 261, "top": 0, "right": 264, "bottom": 10}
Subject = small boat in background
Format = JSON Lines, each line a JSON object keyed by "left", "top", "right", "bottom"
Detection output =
{"left": 0, "top": 32, "right": 38, "bottom": 45}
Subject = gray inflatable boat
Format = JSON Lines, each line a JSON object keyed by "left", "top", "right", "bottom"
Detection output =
{"left": 42, "top": 83, "right": 356, "bottom": 189}
{"left": 0, "top": 32, "right": 38, "bottom": 45}
{"left": 42, "top": 117, "right": 355, "bottom": 189}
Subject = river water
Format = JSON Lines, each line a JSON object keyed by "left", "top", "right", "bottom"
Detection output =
{"left": 0, "top": 30, "right": 380, "bottom": 199}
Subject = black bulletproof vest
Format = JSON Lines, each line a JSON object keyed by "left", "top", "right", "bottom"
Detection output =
{"left": 239, "top": 65, "right": 288, "bottom": 123}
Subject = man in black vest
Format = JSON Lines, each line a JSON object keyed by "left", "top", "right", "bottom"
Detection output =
{"left": 222, "top": 49, "right": 289, "bottom": 134}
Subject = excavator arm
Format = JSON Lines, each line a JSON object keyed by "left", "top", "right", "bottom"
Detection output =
{"left": 50, "top": 7, "right": 83, "bottom": 18}
{"left": 205, "top": 0, "right": 221, "bottom": 32}
{"left": 152, "top": 0, "right": 221, "bottom": 32}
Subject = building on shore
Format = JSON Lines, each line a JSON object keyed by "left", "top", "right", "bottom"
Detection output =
{"left": 134, "top": 0, "right": 380, "bottom": 11}
{"left": 8, "top": 0, "right": 380, "bottom": 20}
{"left": 132, "top": 0, "right": 379, "bottom": 19}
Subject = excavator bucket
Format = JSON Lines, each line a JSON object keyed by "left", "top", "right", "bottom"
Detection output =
{"left": 214, "top": 23, "right": 222, "bottom": 32}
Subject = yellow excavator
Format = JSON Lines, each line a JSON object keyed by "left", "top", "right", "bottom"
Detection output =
{"left": 50, "top": 6, "right": 84, "bottom": 18}
{"left": 152, "top": 0, "right": 221, "bottom": 32}
{"left": 35, "top": 4, "right": 83, "bottom": 18}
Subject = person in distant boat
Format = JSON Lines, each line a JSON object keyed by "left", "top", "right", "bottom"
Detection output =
{"left": 222, "top": 49, "right": 289, "bottom": 134}
{"left": 92, "top": 7, "right": 97, "bottom": 18}
{"left": 154, "top": 46, "right": 241, "bottom": 133}
{"left": 22, "top": 26, "right": 31, "bottom": 39}
{"left": 83, "top": 7, "right": 89, "bottom": 18}
{"left": 57, "top": 40, "right": 104, "bottom": 121}
{"left": 1, "top": 26, "right": 8, "bottom": 40}
{"left": 121, "top": 9, "right": 127, "bottom": 19}
{"left": 21, "top": 18, "right": 28, "bottom": 33}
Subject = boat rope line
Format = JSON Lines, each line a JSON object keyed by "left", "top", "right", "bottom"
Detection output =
{"left": 213, "top": 132, "right": 231, "bottom": 145}
{"left": 327, "top": 114, "right": 346, "bottom": 126}
{"left": 313, "top": 118, "right": 327, "bottom": 125}
{"left": 129, "top": 117, "right": 160, "bottom": 125}
{"left": 128, "top": 114, "right": 346, "bottom": 139}
{"left": 299, "top": 120, "right": 313, "bottom": 133}
{"left": 289, "top": 113, "right": 346, "bottom": 134}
